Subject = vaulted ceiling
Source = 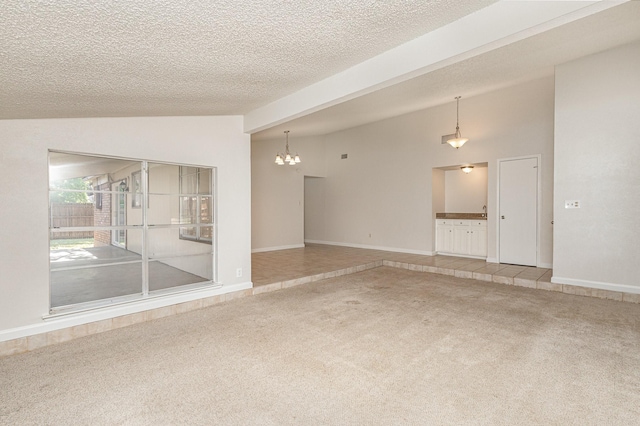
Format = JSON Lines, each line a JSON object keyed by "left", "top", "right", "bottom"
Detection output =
{"left": 2, "top": 1, "right": 640, "bottom": 140}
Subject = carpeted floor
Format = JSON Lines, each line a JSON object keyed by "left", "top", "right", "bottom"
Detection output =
{"left": 2, "top": 267, "right": 639, "bottom": 424}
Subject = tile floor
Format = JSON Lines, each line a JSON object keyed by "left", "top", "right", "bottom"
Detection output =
{"left": 252, "top": 243, "right": 553, "bottom": 290}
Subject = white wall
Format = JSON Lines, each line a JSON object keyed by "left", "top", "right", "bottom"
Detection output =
{"left": 252, "top": 77, "right": 554, "bottom": 261}
{"left": 251, "top": 135, "right": 326, "bottom": 251}
{"left": 431, "top": 169, "right": 446, "bottom": 246}
{"left": 553, "top": 41, "right": 640, "bottom": 293}
{"left": 444, "top": 166, "right": 488, "bottom": 213}
{"left": 0, "top": 116, "right": 251, "bottom": 334}
{"left": 304, "top": 177, "right": 326, "bottom": 241}
{"left": 319, "top": 118, "right": 433, "bottom": 253}
{"left": 280, "top": 77, "right": 554, "bottom": 266}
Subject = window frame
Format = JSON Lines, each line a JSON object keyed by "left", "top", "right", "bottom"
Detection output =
{"left": 48, "top": 150, "right": 217, "bottom": 314}
{"left": 179, "top": 166, "right": 213, "bottom": 244}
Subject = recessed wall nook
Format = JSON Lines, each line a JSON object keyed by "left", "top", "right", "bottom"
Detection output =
{"left": 432, "top": 163, "right": 488, "bottom": 258}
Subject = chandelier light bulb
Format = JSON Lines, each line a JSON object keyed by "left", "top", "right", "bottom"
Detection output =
{"left": 274, "top": 130, "right": 301, "bottom": 166}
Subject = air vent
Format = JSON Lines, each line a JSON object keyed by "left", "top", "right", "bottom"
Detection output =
{"left": 341, "top": 154, "right": 348, "bottom": 159}
{"left": 441, "top": 134, "right": 455, "bottom": 144}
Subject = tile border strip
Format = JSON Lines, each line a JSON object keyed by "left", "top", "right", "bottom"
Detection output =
{"left": 1, "top": 259, "right": 637, "bottom": 357}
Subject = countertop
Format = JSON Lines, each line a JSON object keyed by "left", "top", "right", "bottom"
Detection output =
{"left": 436, "top": 213, "right": 487, "bottom": 220}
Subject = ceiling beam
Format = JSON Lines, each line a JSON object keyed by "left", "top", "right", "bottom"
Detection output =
{"left": 243, "top": 0, "right": 626, "bottom": 134}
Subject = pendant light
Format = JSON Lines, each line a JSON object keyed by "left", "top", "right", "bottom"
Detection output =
{"left": 461, "top": 165, "right": 474, "bottom": 174}
{"left": 447, "top": 96, "right": 469, "bottom": 149}
{"left": 274, "top": 130, "right": 301, "bottom": 166}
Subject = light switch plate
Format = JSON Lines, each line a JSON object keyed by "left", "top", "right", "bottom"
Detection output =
{"left": 565, "top": 200, "right": 580, "bottom": 209}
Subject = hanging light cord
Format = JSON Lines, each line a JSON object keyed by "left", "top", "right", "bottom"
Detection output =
{"left": 284, "top": 131, "right": 290, "bottom": 156}
{"left": 455, "top": 96, "right": 462, "bottom": 137}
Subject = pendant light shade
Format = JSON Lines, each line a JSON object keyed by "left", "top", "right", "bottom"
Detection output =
{"left": 447, "top": 96, "right": 469, "bottom": 149}
{"left": 461, "top": 165, "right": 474, "bottom": 173}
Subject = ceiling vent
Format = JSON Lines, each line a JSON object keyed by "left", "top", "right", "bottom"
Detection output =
{"left": 441, "top": 134, "right": 455, "bottom": 144}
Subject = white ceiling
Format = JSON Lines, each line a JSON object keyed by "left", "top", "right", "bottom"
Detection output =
{"left": 253, "top": 1, "right": 640, "bottom": 140}
{"left": 2, "top": 1, "right": 640, "bottom": 140}
{"left": 0, "top": 0, "right": 495, "bottom": 119}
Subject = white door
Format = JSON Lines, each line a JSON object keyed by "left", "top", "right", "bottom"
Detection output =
{"left": 499, "top": 157, "right": 538, "bottom": 266}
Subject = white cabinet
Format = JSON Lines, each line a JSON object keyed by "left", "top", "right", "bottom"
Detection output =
{"left": 435, "top": 220, "right": 453, "bottom": 253}
{"left": 453, "top": 220, "right": 469, "bottom": 254}
{"left": 468, "top": 221, "right": 487, "bottom": 257}
{"left": 436, "top": 219, "right": 487, "bottom": 258}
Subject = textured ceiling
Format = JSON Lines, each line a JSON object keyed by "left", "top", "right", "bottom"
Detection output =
{"left": 0, "top": 0, "right": 497, "bottom": 119}
{"left": 252, "top": 1, "right": 640, "bottom": 141}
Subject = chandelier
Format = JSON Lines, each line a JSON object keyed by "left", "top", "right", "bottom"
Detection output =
{"left": 446, "top": 96, "right": 469, "bottom": 149}
{"left": 274, "top": 130, "right": 301, "bottom": 166}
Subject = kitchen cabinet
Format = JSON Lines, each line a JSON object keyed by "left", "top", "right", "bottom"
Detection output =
{"left": 435, "top": 220, "right": 453, "bottom": 253}
{"left": 436, "top": 219, "right": 487, "bottom": 258}
{"left": 453, "top": 220, "right": 469, "bottom": 254}
{"left": 468, "top": 221, "right": 487, "bottom": 257}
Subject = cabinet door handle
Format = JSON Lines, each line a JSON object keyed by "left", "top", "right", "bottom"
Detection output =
{"left": 501, "top": 215, "right": 505, "bottom": 219}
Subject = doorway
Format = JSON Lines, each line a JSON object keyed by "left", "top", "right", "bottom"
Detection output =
{"left": 498, "top": 156, "right": 540, "bottom": 266}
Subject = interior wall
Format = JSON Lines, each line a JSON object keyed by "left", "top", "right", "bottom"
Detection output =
{"left": 304, "top": 177, "right": 326, "bottom": 241}
{"left": 318, "top": 76, "right": 555, "bottom": 261}
{"left": 251, "top": 77, "right": 554, "bottom": 261}
{"left": 444, "top": 167, "right": 488, "bottom": 213}
{"left": 431, "top": 169, "right": 446, "bottom": 249}
{"left": 553, "top": 41, "right": 640, "bottom": 292}
{"left": 319, "top": 118, "right": 432, "bottom": 253}
{"left": 251, "top": 135, "right": 326, "bottom": 251}
{"left": 0, "top": 116, "right": 250, "bottom": 332}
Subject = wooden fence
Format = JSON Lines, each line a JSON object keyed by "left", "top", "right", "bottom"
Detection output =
{"left": 50, "top": 203, "right": 94, "bottom": 239}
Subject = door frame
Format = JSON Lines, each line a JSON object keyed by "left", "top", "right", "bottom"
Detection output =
{"left": 111, "top": 179, "right": 127, "bottom": 248}
{"left": 496, "top": 154, "right": 542, "bottom": 267}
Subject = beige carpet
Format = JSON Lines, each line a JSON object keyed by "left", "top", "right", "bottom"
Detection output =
{"left": 2, "top": 267, "right": 639, "bottom": 425}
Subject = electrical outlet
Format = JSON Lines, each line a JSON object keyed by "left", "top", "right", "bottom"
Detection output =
{"left": 236, "top": 268, "right": 242, "bottom": 278}
{"left": 565, "top": 200, "right": 580, "bottom": 209}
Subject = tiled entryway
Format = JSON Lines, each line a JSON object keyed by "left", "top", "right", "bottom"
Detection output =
{"left": 252, "top": 243, "right": 554, "bottom": 291}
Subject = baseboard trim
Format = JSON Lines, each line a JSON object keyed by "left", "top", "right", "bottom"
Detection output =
{"left": 304, "top": 240, "right": 433, "bottom": 256}
{"left": 0, "top": 281, "right": 252, "bottom": 343}
{"left": 436, "top": 252, "right": 486, "bottom": 260}
{"left": 252, "top": 244, "right": 305, "bottom": 253}
{"left": 551, "top": 276, "right": 640, "bottom": 295}
{"left": 538, "top": 262, "right": 553, "bottom": 269}
{"left": 486, "top": 257, "right": 499, "bottom": 264}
